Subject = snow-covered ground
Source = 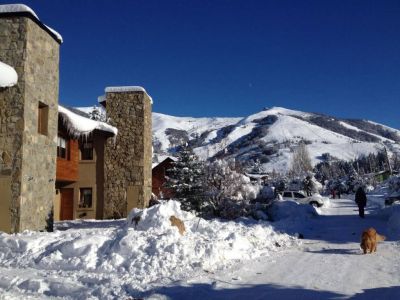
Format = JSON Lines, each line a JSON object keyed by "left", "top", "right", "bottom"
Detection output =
{"left": 142, "top": 197, "right": 400, "bottom": 300}
{"left": 0, "top": 201, "right": 296, "bottom": 299}
{"left": 0, "top": 196, "right": 399, "bottom": 299}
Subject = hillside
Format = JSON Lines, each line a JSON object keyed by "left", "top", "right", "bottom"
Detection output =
{"left": 152, "top": 107, "right": 400, "bottom": 173}
{"left": 76, "top": 106, "right": 400, "bottom": 173}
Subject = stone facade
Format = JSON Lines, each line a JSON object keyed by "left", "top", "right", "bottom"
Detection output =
{"left": 0, "top": 15, "right": 60, "bottom": 233}
{"left": 104, "top": 91, "right": 152, "bottom": 218}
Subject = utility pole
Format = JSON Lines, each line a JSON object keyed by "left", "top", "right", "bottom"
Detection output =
{"left": 382, "top": 143, "right": 393, "bottom": 175}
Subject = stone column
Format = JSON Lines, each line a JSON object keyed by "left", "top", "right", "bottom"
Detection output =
{"left": 103, "top": 87, "right": 152, "bottom": 218}
{"left": 0, "top": 14, "right": 60, "bottom": 233}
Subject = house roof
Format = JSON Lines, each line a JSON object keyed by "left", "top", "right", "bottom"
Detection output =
{"left": 58, "top": 105, "right": 117, "bottom": 138}
{"left": 152, "top": 157, "right": 176, "bottom": 169}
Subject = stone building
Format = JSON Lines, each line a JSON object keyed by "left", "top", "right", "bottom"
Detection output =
{"left": 101, "top": 87, "right": 153, "bottom": 218}
{"left": 0, "top": 5, "right": 153, "bottom": 233}
{"left": 0, "top": 5, "right": 62, "bottom": 233}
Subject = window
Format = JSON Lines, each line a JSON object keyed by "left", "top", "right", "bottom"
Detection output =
{"left": 283, "top": 192, "right": 292, "bottom": 198}
{"left": 294, "top": 192, "right": 306, "bottom": 199}
{"left": 57, "top": 136, "right": 69, "bottom": 159}
{"left": 38, "top": 102, "right": 49, "bottom": 135}
{"left": 80, "top": 141, "right": 94, "bottom": 160}
{"left": 79, "top": 188, "right": 93, "bottom": 208}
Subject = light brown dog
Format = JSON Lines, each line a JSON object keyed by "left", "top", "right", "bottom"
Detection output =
{"left": 170, "top": 215, "right": 186, "bottom": 235}
{"left": 360, "top": 228, "right": 386, "bottom": 254}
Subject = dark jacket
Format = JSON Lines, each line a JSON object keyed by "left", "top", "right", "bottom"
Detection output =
{"left": 355, "top": 187, "right": 367, "bottom": 207}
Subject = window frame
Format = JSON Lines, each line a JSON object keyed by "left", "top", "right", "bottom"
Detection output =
{"left": 78, "top": 187, "right": 93, "bottom": 209}
{"left": 80, "top": 140, "right": 94, "bottom": 161}
{"left": 57, "top": 135, "right": 69, "bottom": 160}
{"left": 38, "top": 102, "right": 49, "bottom": 136}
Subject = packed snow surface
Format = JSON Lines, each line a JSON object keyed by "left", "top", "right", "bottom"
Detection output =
{"left": 58, "top": 105, "right": 117, "bottom": 137}
{"left": 0, "top": 61, "right": 18, "bottom": 87}
{"left": 0, "top": 4, "right": 63, "bottom": 43}
{"left": 0, "top": 200, "right": 297, "bottom": 298}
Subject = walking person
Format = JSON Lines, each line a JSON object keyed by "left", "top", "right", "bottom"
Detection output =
{"left": 355, "top": 186, "right": 367, "bottom": 218}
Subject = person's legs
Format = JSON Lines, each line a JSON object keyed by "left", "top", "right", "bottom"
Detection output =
{"left": 358, "top": 205, "right": 365, "bottom": 218}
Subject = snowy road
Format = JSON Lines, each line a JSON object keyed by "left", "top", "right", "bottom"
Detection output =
{"left": 145, "top": 197, "right": 400, "bottom": 299}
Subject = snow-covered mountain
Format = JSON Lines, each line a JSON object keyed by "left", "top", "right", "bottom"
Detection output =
{"left": 75, "top": 105, "right": 400, "bottom": 173}
{"left": 152, "top": 107, "right": 400, "bottom": 173}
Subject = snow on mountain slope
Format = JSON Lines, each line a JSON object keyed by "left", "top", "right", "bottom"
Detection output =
{"left": 152, "top": 107, "right": 400, "bottom": 173}
{"left": 75, "top": 105, "right": 400, "bottom": 173}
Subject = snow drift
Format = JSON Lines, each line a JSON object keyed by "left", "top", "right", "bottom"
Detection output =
{"left": 0, "top": 200, "right": 298, "bottom": 298}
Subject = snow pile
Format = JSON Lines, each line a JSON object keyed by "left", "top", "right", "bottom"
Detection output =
{"left": 58, "top": 105, "right": 117, "bottom": 137}
{"left": 268, "top": 200, "right": 318, "bottom": 223}
{"left": 127, "top": 200, "right": 189, "bottom": 232}
{"left": 0, "top": 201, "right": 297, "bottom": 297}
{"left": 0, "top": 61, "right": 18, "bottom": 87}
{"left": 377, "top": 203, "right": 400, "bottom": 237}
{"left": 0, "top": 4, "right": 63, "bottom": 43}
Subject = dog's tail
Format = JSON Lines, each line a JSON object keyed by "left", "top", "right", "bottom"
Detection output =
{"left": 377, "top": 233, "right": 386, "bottom": 242}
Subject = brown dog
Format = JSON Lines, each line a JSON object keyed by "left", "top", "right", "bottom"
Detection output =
{"left": 360, "top": 228, "right": 386, "bottom": 254}
{"left": 170, "top": 215, "right": 186, "bottom": 235}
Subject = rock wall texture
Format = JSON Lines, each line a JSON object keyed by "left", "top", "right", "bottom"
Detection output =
{"left": 0, "top": 15, "right": 59, "bottom": 233}
{"left": 104, "top": 91, "right": 152, "bottom": 218}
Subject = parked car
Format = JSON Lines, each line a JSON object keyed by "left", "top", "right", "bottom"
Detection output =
{"left": 385, "top": 194, "right": 400, "bottom": 206}
{"left": 279, "top": 190, "right": 325, "bottom": 207}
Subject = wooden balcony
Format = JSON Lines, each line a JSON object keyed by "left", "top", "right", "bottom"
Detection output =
{"left": 56, "top": 139, "right": 79, "bottom": 182}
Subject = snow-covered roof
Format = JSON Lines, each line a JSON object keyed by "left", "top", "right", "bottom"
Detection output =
{"left": 97, "top": 94, "right": 106, "bottom": 103}
{"left": 0, "top": 61, "right": 18, "bottom": 87}
{"left": 105, "top": 86, "right": 153, "bottom": 104}
{"left": 0, "top": 4, "right": 63, "bottom": 43}
{"left": 58, "top": 105, "right": 117, "bottom": 138}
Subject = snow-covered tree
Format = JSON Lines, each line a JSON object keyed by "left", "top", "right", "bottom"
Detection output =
{"left": 164, "top": 143, "right": 205, "bottom": 213}
{"left": 289, "top": 142, "right": 313, "bottom": 177}
{"left": 89, "top": 105, "right": 106, "bottom": 122}
{"left": 203, "top": 159, "right": 260, "bottom": 218}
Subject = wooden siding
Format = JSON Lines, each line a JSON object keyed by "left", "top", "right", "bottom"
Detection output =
{"left": 56, "top": 139, "right": 79, "bottom": 182}
{"left": 152, "top": 158, "right": 174, "bottom": 198}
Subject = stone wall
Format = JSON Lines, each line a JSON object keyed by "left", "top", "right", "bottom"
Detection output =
{"left": 0, "top": 16, "right": 59, "bottom": 232}
{"left": 104, "top": 91, "right": 152, "bottom": 218}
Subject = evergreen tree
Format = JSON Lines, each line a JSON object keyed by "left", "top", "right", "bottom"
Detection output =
{"left": 89, "top": 105, "right": 106, "bottom": 122}
{"left": 164, "top": 143, "right": 205, "bottom": 213}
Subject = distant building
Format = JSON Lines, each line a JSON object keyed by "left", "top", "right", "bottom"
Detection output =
{"left": 152, "top": 157, "right": 175, "bottom": 199}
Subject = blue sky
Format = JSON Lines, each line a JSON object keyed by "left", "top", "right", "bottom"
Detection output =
{"left": 5, "top": 0, "right": 400, "bottom": 128}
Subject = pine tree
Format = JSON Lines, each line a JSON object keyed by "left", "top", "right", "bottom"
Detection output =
{"left": 89, "top": 105, "right": 106, "bottom": 122}
{"left": 165, "top": 143, "right": 205, "bottom": 213}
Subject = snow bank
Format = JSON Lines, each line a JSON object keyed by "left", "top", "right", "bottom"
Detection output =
{"left": 0, "top": 201, "right": 298, "bottom": 297}
{"left": 105, "top": 86, "right": 153, "bottom": 104}
{"left": 268, "top": 200, "right": 318, "bottom": 222}
{"left": 377, "top": 203, "right": 400, "bottom": 237}
{"left": 58, "top": 105, "right": 117, "bottom": 138}
{"left": 0, "top": 4, "right": 63, "bottom": 43}
{"left": 0, "top": 61, "right": 18, "bottom": 87}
